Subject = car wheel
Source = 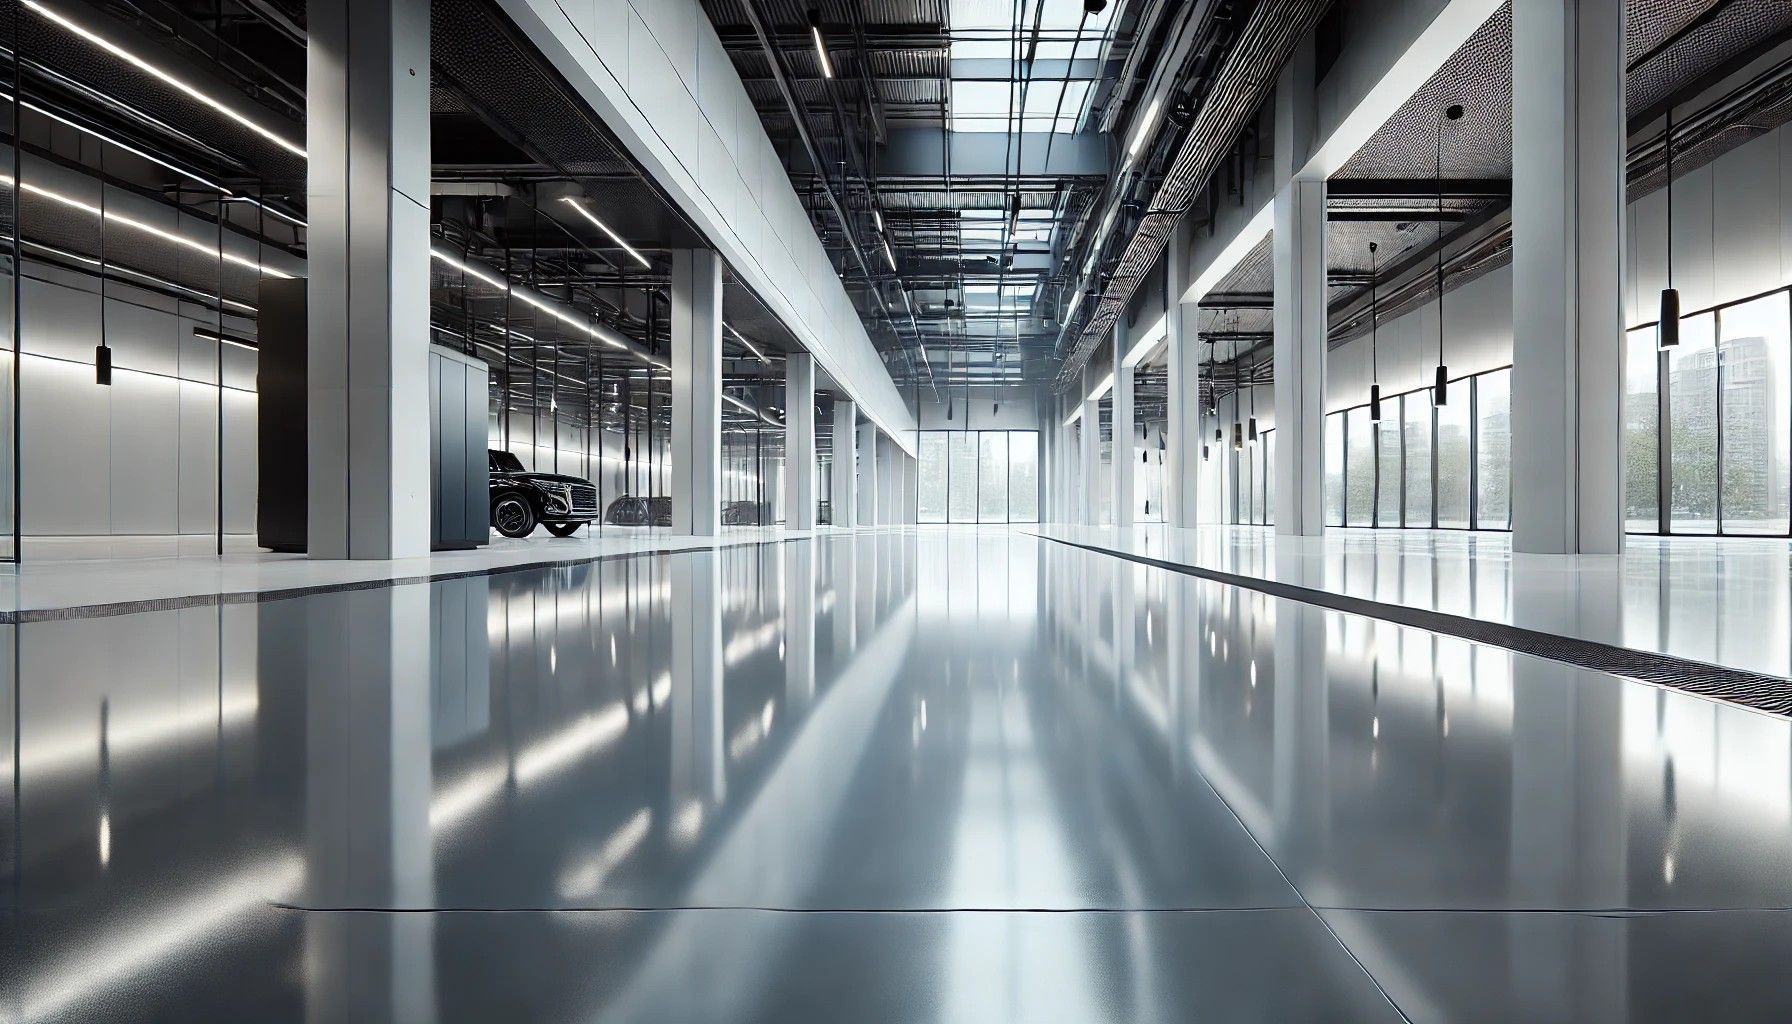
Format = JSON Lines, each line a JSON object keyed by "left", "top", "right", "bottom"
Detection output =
{"left": 544, "top": 521, "right": 582, "bottom": 538}
{"left": 493, "top": 494, "right": 537, "bottom": 538}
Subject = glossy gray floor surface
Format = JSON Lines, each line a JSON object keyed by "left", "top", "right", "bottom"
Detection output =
{"left": 3, "top": 531, "right": 1792, "bottom": 1021}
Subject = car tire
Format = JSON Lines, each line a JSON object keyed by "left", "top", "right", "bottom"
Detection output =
{"left": 492, "top": 493, "right": 537, "bottom": 538}
{"left": 544, "top": 522, "right": 582, "bottom": 538}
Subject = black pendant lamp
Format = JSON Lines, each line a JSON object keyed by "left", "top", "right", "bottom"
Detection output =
{"left": 1433, "top": 103, "right": 1463, "bottom": 406}
{"left": 1368, "top": 242, "right": 1381, "bottom": 421}
{"left": 1659, "top": 108, "right": 1680, "bottom": 349}
{"left": 1246, "top": 354, "right": 1258, "bottom": 443}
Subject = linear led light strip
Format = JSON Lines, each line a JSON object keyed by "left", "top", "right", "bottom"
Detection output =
{"left": 559, "top": 197, "right": 651, "bottom": 268}
{"left": 723, "top": 322, "right": 771, "bottom": 365}
{"left": 22, "top": 0, "right": 307, "bottom": 158}
{"left": 0, "top": 88, "right": 307, "bottom": 229}
{"left": 1, "top": 174, "right": 293, "bottom": 278}
{"left": 23, "top": 239, "right": 257, "bottom": 312}
{"left": 430, "top": 246, "right": 669, "bottom": 369}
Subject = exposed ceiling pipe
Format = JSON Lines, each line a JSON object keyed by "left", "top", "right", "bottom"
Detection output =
{"left": 1058, "top": 0, "right": 1332, "bottom": 385}
{"left": 736, "top": 0, "right": 939, "bottom": 401}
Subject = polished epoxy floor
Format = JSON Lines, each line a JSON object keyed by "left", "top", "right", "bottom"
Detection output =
{"left": 3, "top": 531, "right": 1791, "bottom": 1021}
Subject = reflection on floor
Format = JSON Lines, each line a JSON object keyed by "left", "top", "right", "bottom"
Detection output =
{"left": 1036, "top": 522, "right": 1792, "bottom": 680}
{"left": 4, "top": 530, "right": 1791, "bottom": 1021}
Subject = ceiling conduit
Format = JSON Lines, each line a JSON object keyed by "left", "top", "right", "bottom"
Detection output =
{"left": 1057, "top": 0, "right": 1331, "bottom": 385}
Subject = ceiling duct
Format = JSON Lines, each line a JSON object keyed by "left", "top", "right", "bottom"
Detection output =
{"left": 1058, "top": 0, "right": 1332, "bottom": 385}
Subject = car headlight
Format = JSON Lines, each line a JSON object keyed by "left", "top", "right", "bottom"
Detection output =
{"left": 534, "top": 482, "right": 571, "bottom": 513}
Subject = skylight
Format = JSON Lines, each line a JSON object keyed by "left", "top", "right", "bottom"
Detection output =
{"left": 947, "top": 0, "right": 1112, "bottom": 133}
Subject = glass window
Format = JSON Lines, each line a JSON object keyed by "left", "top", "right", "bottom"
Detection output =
{"left": 1436, "top": 389, "right": 1471, "bottom": 528}
{"left": 1625, "top": 328, "right": 1661, "bottom": 533}
{"left": 1376, "top": 413, "right": 1401, "bottom": 527}
{"left": 948, "top": 432, "right": 979, "bottom": 523}
{"left": 1324, "top": 412, "right": 1345, "bottom": 526}
{"left": 1475, "top": 370, "right": 1511, "bottom": 530}
{"left": 1668, "top": 312, "right": 1718, "bottom": 534}
{"left": 1345, "top": 406, "right": 1375, "bottom": 526}
{"left": 978, "top": 432, "right": 1008, "bottom": 522}
{"left": 1403, "top": 390, "right": 1433, "bottom": 528}
{"left": 918, "top": 432, "right": 948, "bottom": 523}
{"left": 1717, "top": 295, "right": 1790, "bottom": 535}
{"left": 1008, "top": 431, "right": 1039, "bottom": 522}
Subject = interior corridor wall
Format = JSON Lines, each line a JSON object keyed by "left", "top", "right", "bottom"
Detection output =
{"left": 9, "top": 264, "right": 258, "bottom": 538}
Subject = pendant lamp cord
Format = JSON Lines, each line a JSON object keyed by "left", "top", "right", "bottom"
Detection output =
{"left": 1664, "top": 107, "right": 1674, "bottom": 290}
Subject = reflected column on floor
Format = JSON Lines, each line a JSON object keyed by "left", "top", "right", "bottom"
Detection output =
{"left": 831, "top": 534, "right": 858, "bottom": 657}
{"left": 784, "top": 541, "right": 815, "bottom": 711}
{"left": 1272, "top": 598, "right": 1326, "bottom": 838}
{"left": 1508, "top": 659, "right": 1629, "bottom": 1011}
{"left": 292, "top": 581, "right": 438, "bottom": 1021}
{"left": 671, "top": 553, "right": 724, "bottom": 811}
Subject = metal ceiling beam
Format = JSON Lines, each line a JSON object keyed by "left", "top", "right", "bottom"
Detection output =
{"left": 733, "top": 0, "right": 936, "bottom": 397}
{"left": 951, "top": 57, "right": 1106, "bottom": 81}
{"left": 880, "top": 129, "right": 1111, "bottom": 178}
{"left": 1325, "top": 178, "right": 1512, "bottom": 199}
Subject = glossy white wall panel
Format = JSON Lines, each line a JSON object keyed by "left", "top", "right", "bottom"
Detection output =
{"left": 632, "top": 0, "right": 696, "bottom": 77}
{"left": 178, "top": 379, "right": 219, "bottom": 534}
{"left": 109, "top": 371, "right": 180, "bottom": 534}
{"left": 20, "top": 275, "right": 97, "bottom": 364}
{"left": 102, "top": 297, "right": 178, "bottom": 379}
{"left": 223, "top": 390, "right": 258, "bottom": 534}
{"left": 22, "top": 356, "right": 110, "bottom": 535}
{"left": 1712, "top": 132, "right": 1783, "bottom": 302}
{"left": 1326, "top": 263, "right": 1513, "bottom": 412}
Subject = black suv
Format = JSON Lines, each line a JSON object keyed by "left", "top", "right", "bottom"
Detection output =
{"left": 488, "top": 450, "right": 600, "bottom": 538}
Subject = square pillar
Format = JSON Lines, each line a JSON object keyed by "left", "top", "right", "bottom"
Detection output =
{"left": 307, "top": 0, "right": 431, "bottom": 559}
{"left": 783, "top": 353, "right": 816, "bottom": 530}
{"left": 1167, "top": 218, "right": 1201, "bottom": 528}
{"left": 1511, "top": 0, "right": 1626, "bottom": 554}
{"left": 1113, "top": 321, "right": 1136, "bottom": 529}
{"left": 1272, "top": 43, "right": 1326, "bottom": 538}
{"left": 857, "top": 421, "right": 879, "bottom": 526}
{"left": 1079, "top": 375, "right": 1100, "bottom": 526}
{"left": 831, "top": 399, "right": 857, "bottom": 528}
{"left": 670, "top": 249, "right": 723, "bottom": 536}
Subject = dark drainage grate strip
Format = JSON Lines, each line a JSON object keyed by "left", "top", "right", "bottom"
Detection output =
{"left": 1032, "top": 532, "right": 1792, "bottom": 718}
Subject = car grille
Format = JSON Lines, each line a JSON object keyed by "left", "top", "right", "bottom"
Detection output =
{"left": 569, "top": 483, "right": 599, "bottom": 515}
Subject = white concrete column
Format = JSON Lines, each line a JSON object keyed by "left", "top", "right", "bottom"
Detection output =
{"left": 1167, "top": 220, "right": 1201, "bottom": 529}
{"left": 783, "top": 353, "right": 815, "bottom": 530}
{"left": 306, "top": 0, "right": 431, "bottom": 559}
{"left": 1272, "top": 42, "right": 1327, "bottom": 538}
{"left": 1079, "top": 374, "right": 1100, "bottom": 526}
{"left": 1112, "top": 321, "right": 1136, "bottom": 529}
{"left": 831, "top": 399, "right": 857, "bottom": 528}
{"left": 857, "top": 422, "right": 879, "bottom": 526}
{"left": 670, "top": 249, "right": 723, "bottom": 536}
{"left": 1511, "top": 0, "right": 1626, "bottom": 554}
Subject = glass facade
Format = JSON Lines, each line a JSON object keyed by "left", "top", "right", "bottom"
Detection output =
{"left": 918, "top": 430, "right": 1040, "bottom": 524}
{"left": 1626, "top": 286, "right": 1792, "bottom": 536}
{"left": 1323, "top": 368, "right": 1512, "bottom": 531}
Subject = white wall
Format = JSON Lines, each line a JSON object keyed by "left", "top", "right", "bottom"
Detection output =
{"left": 10, "top": 265, "right": 258, "bottom": 537}
{"left": 499, "top": 0, "right": 917, "bottom": 454}
{"left": 915, "top": 386, "right": 1042, "bottom": 431}
{"left": 1326, "top": 262, "right": 1515, "bottom": 412}
{"left": 1626, "top": 121, "right": 1792, "bottom": 323}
